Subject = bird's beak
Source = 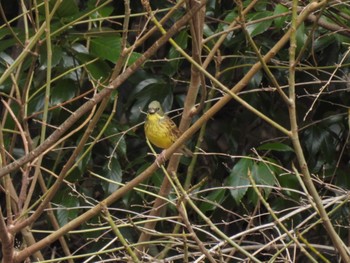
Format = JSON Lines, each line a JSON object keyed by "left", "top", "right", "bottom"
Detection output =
{"left": 148, "top": 108, "right": 156, "bottom": 114}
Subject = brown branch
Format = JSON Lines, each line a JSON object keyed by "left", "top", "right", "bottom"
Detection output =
{"left": 136, "top": 0, "right": 206, "bottom": 252}
{"left": 0, "top": 209, "right": 14, "bottom": 263}
{"left": 9, "top": 1, "right": 334, "bottom": 262}
{"left": 177, "top": 197, "right": 217, "bottom": 263}
{"left": 11, "top": 4, "right": 206, "bottom": 262}
{"left": 288, "top": 0, "right": 350, "bottom": 261}
{"left": 275, "top": 0, "right": 350, "bottom": 37}
{"left": 0, "top": 2, "right": 204, "bottom": 181}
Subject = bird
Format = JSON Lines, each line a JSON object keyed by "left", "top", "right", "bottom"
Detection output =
{"left": 144, "top": 100, "right": 193, "bottom": 158}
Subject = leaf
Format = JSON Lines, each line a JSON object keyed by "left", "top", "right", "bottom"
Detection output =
{"left": 226, "top": 158, "right": 253, "bottom": 204}
{"left": 50, "top": 79, "right": 76, "bottom": 105}
{"left": 39, "top": 45, "right": 63, "bottom": 70}
{"left": 217, "top": 10, "right": 237, "bottom": 33}
{"left": 92, "top": 5, "right": 114, "bottom": 18}
{"left": 103, "top": 156, "right": 122, "bottom": 194}
{"left": 169, "top": 31, "right": 188, "bottom": 59}
{"left": 128, "top": 78, "right": 172, "bottom": 123}
{"left": 126, "top": 52, "right": 142, "bottom": 66}
{"left": 203, "top": 23, "right": 215, "bottom": 38}
{"left": 224, "top": 10, "right": 237, "bottom": 23}
{"left": 199, "top": 189, "right": 227, "bottom": 214}
{"left": 101, "top": 118, "right": 127, "bottom": 156}
{"left": 253, "top": 0, "right": 269, "bottom": 11}
{"left": 55, "top": 0, "right": 79, "bottom": 18}
{"left": 313, "top": 34, "right": 336, "bottom": 53}
{"left": 273, "top": 4, "right": 289, "bottom": 29}
{"left": 296, "top": 22, "right": 307, "bottom": 54}
{"left": 163, "top": 30, "right": 189, "bottom": 76}
{"left": 0, "top": 28, "right": 12, "bottom": 40}
{"left": 252, "top": 162, "right": 276, "bottom": 198}
{"left": 27, "top": 92, "right": 45, "bottom": 116}
{"left": 246, "top": 11, "right": 273, "bottom": 38}
{"left": 303, "top": 126, "right": 327, "bottom": 156}
{"left": 277, "top": 173, "right": 300, "bottom": 200}
{"left": 248, "top": 70, "right": 263, "bottom": 88}
{"left": 240, "top": 55, "right": 263, "bottom": 88}
{"left": 76, "top": 148, "right": 92, "bottom": 173}
{"left": 75, "top": 51, "right": 111, "bottom": 81}
{"left": 90, "top": 35, "right": 122, "bottom": 63}
{"left": 335, "top": 169, "right": 350, "bottom": 189}
{"left": 56, "top": 189, "right": 80, "bottom": 227}
{"left": 0, "top": 28, "right": 20, "bottom": 52}
{"left": 257, "top": 142, "right": 294, "bottom": 152}
{"left": 0, "top": 51, "right": 14, "bottom": 65}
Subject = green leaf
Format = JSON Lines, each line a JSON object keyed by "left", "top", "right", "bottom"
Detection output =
{"left": 273, "top": 4, "right": 289, "bottom": 29}
{"left": 252, "top": 162, "right": 276, "bottom": 198}
{"left": 296, "top": 22, "right": 307, "bottom": 54}
{"left": 246, "top": 11, "right": 273, "bottom": 38}
{"left": 169, "top": 31, "right": 188, "bottom": 59}
{"left": 203, "top": 23, "right": 215, "bottom": 38}
{"left": 50, "top": 79, "right": 76, "bottom": 105}
{"left": 92, "top": 5, "right": 114, "bottom": 18}
{"left": 55, "top": 0, "right": 79, "bottom": 18}
{"left": 224, "top": 10, "right": 237, "bottom": 23}
{"left": 253, "top": 0, "right": 269, "bottom": 11}
{"left": 39, "top": 45, "right": 63, "bottom": 70}
{"left": 101, "top": 119, "right": 127, "bottom": 156}
{"left": 27, "top": 92, "right": 45, "bottom": 116}
{"left": 217, "top": 10, "right": 237, "bottom": 33}
{"left": 103, "top": 156, "right": 122, "bottom": 194}
{"left": 76, "top": 148, "right": 92, "bottom": 173}
{"left": 56, "top": 189, "right": 80, "bottom": 227}
{"left": 127, "top": 52, "right": 142, "bottom": 66}
{"left": 90, "top": 35, "right": 122, "bottom": 63}
{"left": 303, "top": 126, "right": 328, "bottom": 157}
{"left": 248, "top": 70, "right": 263, "bottom": 88}
{"left": 199, "top": 189, "right": 227, "bottom": 214}
{"left": 240, "top": 56, "right": 262, "bottom": 88}
{"left": 245, "top": 160, "right": 276, "bottom": 205}
{"left": 0, "top": 28, "right": 12, "bottom": 40}
{"left": 0, "top": 52, "right": 14, "bottom": 66}
{"left": 313, "top": 34, "right": 336, "bottom": 53}
{"left": 226, "top": 158, "right": 253, "bottom": 204}
{"left": 246, "top": 186, "right": 259, "bottom": 205}
{"left": 335, "top": 169, "right": 350, "bottom": 189}
{"left": 0, "top": 39, "right": 17, "bottom": 53}
{"left": 163, "top": 30, "right": 189, "bottom": 76}
{"left": 257, "top": 142, "right": 294, "bottom": 152}
{"left": 128, "top": 77, "right": 172, "bottom": 123}
{"left": 75, "top": 51, "right": 111, "bottom": 81}
{"left": 277, "top": 173, "right": 300, "bottom": 200}
{"left": 0, "top": 27, "right": 21, "bottom": 52}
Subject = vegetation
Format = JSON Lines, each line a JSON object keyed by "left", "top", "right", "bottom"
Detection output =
{"left": 0, "top": 0, "right": 350, "bottom": 262}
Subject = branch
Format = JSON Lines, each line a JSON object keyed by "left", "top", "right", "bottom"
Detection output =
{"left": 288, "top": 0, "right": 350, "bottom": 261}
{"left": 0, "top": 2, "right": 204, "bottom": 180}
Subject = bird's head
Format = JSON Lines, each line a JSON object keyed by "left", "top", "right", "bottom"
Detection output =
{"left": 147, "top": 100, "right": 164, "bottom": 115}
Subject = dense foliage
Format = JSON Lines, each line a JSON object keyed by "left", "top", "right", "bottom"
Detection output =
{"left": 0, "top": 0, "right": 350, "bottom": 262}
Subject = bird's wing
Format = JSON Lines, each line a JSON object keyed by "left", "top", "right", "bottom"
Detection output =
{"left": 163, "top": 115, "right": 182, "bottom": 141}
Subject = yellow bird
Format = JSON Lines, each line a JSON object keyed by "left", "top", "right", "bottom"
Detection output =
{"left": 144, "top": 100, "right": 192, "bottom": 156}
